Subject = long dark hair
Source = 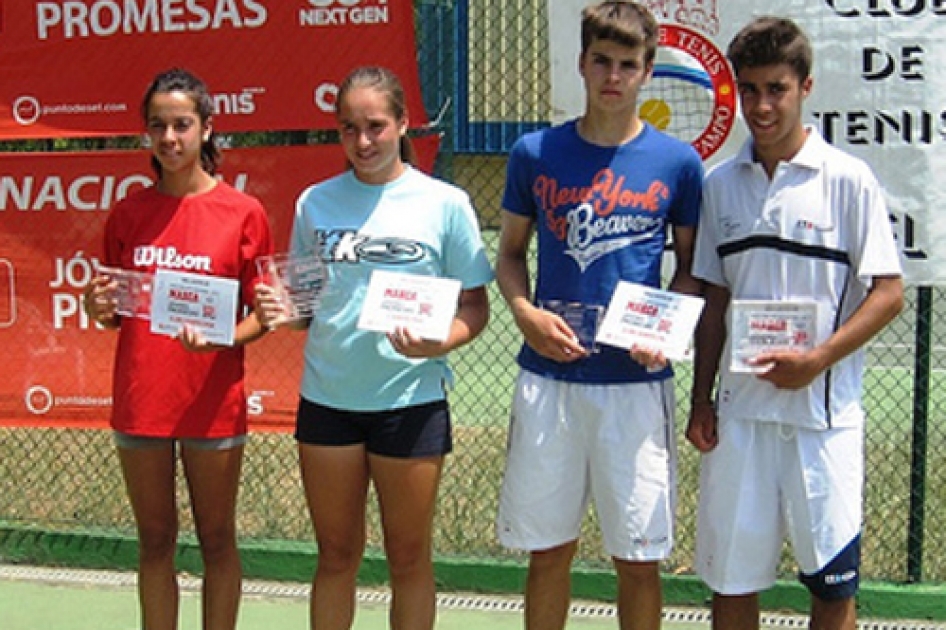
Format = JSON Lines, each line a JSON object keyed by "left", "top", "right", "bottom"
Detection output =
{"left": 141, "top": 68, "right": 220, "bottom": 176}
{"left": 336, "top": 66, "right": 417, "bottom": 166}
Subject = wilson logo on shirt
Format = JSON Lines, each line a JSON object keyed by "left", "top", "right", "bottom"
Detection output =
{"left": 133, "top": 246, "right": 212, "bottom": 272}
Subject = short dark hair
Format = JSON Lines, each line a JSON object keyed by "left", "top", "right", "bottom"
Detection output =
{"left": 141, "top": 68, "right": 220, "bottom": 176}
{"left": 727, "top": 17, "right": 813, "bottom": 81}
{"left": 580, "top": 1, "right": 659, "bottom": 63}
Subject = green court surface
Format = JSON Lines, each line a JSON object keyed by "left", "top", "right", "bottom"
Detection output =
{"left": 0, "top": 566, "right": 700, "bottom": 630}
{"left": 3, "top": 565, "right": 945, "bottom": 630}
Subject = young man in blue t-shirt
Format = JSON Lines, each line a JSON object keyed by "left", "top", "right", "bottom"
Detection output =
{"left": 495, "top": 2, "right": 704, "bottom": 629}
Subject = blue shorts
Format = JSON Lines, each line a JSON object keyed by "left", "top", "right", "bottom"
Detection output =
{"left": 295, "top": 397, "right": 452, "bottom": 459}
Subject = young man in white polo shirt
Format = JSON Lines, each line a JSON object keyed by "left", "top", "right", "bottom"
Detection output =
{"left": 688, "top": 16, "right": 904, "bottom": 630}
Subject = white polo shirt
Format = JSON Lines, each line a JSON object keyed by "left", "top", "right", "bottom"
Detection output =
{"left": 693, "top": 127, "right": 902, "bottom": 429}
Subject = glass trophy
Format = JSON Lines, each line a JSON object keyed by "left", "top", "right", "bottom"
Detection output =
{"left": 97, "top": 266, "right": 154, "bottom": 319}
{"left": 539, "top": 300, "right": 605, "bottom": 354}
{"left": 256, "top": 252, "right": 328, "bottom": 324}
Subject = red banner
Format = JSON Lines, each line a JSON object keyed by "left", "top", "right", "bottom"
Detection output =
{"left": 0, "top": 0, "right": 427, "bottom": 139}
{"left": 0, "top": 137, "right": 440, "bottom": 429}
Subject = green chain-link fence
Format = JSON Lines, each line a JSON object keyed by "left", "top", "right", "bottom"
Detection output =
{"left": 1, "top": 0, "right": 944, "bottom": 588}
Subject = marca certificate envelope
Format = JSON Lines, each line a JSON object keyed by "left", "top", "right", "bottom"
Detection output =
{"left": 730, "top": 300, "right": 818, "bottom": 373}
{"left": 150, "top": 269, "right": 239, "bottom": 346}
{"left": 596, "top": 281, "right": 704, "bottom": 361}
{"left": 357, "top": 270, "right": 461, "bottom": 342}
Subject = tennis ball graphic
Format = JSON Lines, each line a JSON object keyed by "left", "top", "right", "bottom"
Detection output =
{"left": 639, "top": 99, "right": 671, "bottom": 130}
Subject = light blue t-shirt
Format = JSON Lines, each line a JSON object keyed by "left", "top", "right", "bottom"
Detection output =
{"left": 291, "top": 166, "right": 494, "bottom": 411}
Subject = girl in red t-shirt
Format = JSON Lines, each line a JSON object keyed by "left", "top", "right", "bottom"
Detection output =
{"left": 83, "top": 68, "right": 273, "bottom": 630}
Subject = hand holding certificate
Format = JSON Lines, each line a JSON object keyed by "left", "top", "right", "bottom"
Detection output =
{"left": 150, "top": 269, "right": 239, "bottom": 346}
{"left": 92, "top": 266, "right": 242, "bottom": 345}
{"left": 595, "top": 281, "right": 705, "bottom": 361}
{"left": 357, "top": 270, "right": 462, "bottom": 342}
{"left": 729, "top": 300, "right": 818, "bottom": 373}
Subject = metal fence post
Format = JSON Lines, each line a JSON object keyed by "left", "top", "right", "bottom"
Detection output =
{"left": 907, "top": 285, "right": 931, "bottom": 582}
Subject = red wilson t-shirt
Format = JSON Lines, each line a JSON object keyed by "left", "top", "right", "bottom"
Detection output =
{"left": 104, "top": 182, "right": 273, "bottom": 438}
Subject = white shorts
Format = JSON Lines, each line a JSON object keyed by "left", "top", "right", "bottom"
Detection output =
{"left": 496, "top": 370, "right": 677, "bottom": 561}
{"left": 695, "top": 419, "right": 864, "bottom": 595}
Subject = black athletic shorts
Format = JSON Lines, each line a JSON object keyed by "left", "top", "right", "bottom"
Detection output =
{"left": 294, "top": 397, "right": 452, "bottom": 458}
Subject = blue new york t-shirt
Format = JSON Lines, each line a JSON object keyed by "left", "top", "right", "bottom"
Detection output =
{"left": 503, "top": 120, "right": 702, "bottom": 383}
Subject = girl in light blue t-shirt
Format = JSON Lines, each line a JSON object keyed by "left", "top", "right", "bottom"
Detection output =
{"left": 255, "top": 66, "right": 492, "bottom": 630}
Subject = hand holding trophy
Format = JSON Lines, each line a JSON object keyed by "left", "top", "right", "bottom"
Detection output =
{"left": 254, "top": 251, "right": 328, "bottom": 329}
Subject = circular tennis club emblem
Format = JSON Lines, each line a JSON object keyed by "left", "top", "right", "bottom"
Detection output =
{"left": 638, "top": 23, "right": 736, "bottom": 160}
